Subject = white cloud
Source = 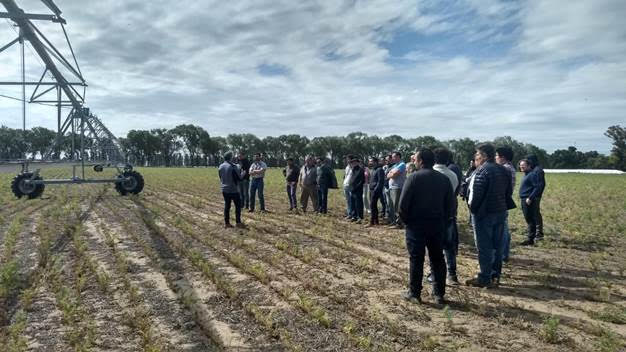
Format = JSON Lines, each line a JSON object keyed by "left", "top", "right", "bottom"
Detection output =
{"left": 0, "top": 0, "right": 624, "bottom": 153}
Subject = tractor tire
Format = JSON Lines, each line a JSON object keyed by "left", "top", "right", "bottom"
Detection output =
{"left": 11, "top": 173, "right": 45, "bottom": 199}
{"left": 115, "top": 170, "right": 144, "bottom": 196}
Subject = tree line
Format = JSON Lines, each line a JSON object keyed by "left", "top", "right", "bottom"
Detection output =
{"left": 1, "top": 124, "right": 624, "bottom": 171}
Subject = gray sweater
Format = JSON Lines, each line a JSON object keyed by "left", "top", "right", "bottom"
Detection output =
{"left": 219, "top": 162, "right": 241, "bottom": 193}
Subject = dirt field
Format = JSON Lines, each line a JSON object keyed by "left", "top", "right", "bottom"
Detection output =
{"left": 0, "top": 167, "right": 624, "bottom": 351}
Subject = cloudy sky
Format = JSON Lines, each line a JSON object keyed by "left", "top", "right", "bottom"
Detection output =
{"left": 1, "top": 0, "right": 624, "bottom": 153}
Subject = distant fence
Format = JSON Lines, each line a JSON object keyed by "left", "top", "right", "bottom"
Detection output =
{"left": 544, "top": 169, "right": 624, "bottom": 174}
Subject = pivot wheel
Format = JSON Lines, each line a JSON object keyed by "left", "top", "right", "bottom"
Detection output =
{"left": 115, "top": 171, "right": 144, "bottom": 195}
{"left": 11, "top": 173, "right": 45, "bottom": 199}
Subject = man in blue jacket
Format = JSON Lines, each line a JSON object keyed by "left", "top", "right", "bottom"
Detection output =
{"left": 466, "top": 143, "right": 512, "bottom": 288}
{"left": 519, "top": 155, "right": 546, "bottom": 245}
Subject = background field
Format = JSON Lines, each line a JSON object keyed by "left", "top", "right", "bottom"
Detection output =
{"left": 0, "top": 166, "right": 625, "bottom": 351}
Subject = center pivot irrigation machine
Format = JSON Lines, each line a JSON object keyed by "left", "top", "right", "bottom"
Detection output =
{"left": 0, "top": 0, "right": 144, "bottom": 198}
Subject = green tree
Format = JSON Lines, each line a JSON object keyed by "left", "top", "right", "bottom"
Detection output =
{"left": 605, "top": 125, "right": 626, "bottom": 171}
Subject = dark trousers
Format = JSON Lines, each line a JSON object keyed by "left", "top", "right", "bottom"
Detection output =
{"left": 223, "top": 192, "right": 242, "bottom": 225}
{"left": 350, "top": 189, "right": 364, "bottom": 219}
{"left": 286, "top": 183, "right": 297, "bottom": 209}
{"left": 317, "top": 184, "right": 329, "bottom": 213}
{"left": 406, "top": 223, "right": 446, "bottom": 297}
{"left": 238, "top": 179, "right": 250, "bottom": 209}
{"left": 444, "top": 220, "right": 459, "bottom": 277}
{"left": 369, "top": 189, "right": 383, "bottom": 224}
{"left": 521, "top": 197, "right": 543, "bottom": 240}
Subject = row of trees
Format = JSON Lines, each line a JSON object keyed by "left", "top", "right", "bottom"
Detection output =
{"left": 1, "top": 124, "right": 625, "bottom": 170}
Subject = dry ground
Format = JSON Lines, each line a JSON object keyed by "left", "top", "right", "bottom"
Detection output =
{"left": 0, "top": 167, "right": 624, "bottom": 351}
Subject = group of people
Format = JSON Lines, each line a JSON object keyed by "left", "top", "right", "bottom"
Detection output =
{"left": 218, "top": 143, "right": 546, "bottom": 305}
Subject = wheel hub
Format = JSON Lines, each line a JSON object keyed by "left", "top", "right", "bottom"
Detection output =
{"left": 121, "top": 176, "right": 138, "bottom": 191}
{"left": 18, "top": 178, "right": 37, "bottom": 194}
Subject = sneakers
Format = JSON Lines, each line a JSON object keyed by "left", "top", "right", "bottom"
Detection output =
{"left": 403, "top": 292, "right": 422, "bottom": 304}
{"left": 519, "top": 239, "right": 534, "bottom": 246}
{"left": 465, "top": 277, "right": 494, "bottom": 288}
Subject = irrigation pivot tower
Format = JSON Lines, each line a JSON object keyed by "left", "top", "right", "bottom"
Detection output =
{"left": 0, "top": 0, "right": 144, "bottom": 198}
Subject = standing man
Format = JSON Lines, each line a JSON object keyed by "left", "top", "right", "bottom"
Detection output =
{"left": 363, "top": 164, "right": 371, "bottom": 215}
{"left": 298, "top": 156, "right": 318, "bottom": 212}
{"left": 342, "top": 155, "right": 355, "bottom": 219}
{"left": 433, "top": 148, "right": 460, "bottom": 285}
{"left": 367, "top": 157, "right": 385, "bottom": 226}
{"left": 283, "top": 158, "right": 300, "bottom": 211}
{"left": 237, "top": 152, "right": 251, "bottom": 210}
{"left": 348, "top": 158, "right": 365, "bottom": 222}
{"left": 316, "top": 157, "right": 333, "bottom": 214}
{"left": 249, "top": 153, "right": 267, "bottom": 213}
{"left": 399, "top": 148, "right": 454, "bottom": 305}
{"left": 218, "top": 152, "right": 245, "bottom": 229}
{"left": 465, "top": 144, "right": 512, "bottom": 288}
{"left": 519, "top": 155, "right": 546, "bottom": 245}
{"left": 387, "top": 151, "right": 407, "bottom": 228}
{"left": 495, "top": 146, "right": 516, "bottom": 260}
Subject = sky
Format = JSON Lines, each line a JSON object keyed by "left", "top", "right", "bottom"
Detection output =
{"left": 0, "top": 0, "right": 625, "bottom": 153}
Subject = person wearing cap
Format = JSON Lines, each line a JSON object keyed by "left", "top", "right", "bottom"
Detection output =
{"left": 348, "top": 158, "right": 365, "bottom": 222}
{"left": 218, "top": 151, "right": 246, "bottom": 228}
{"left": 519, "top": 155, "right": 546, "bottom": 245}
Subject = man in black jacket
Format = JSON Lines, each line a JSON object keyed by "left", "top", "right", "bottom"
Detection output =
{"left": 316, "top": 157, "right": 333, "bottom": 214}
{"left": 466, "top": 143, "right": 512, "bottom": 288}
{"left": 519, "top": 155, "right": 546, "bottom": 245}
{"left": 237, "top": 153, "right": 251, "bottom": 210}
{"left": 367, "top": 157, "right": 385, "bottom": 226}
{"left": 348, "top": 158, "right": 365, "bottom": 222}
{"left": 399, "top": 148, "right": 454, "bottom": 305}
{"left": 283, "top": 158, "right": 300, "bottom": 211}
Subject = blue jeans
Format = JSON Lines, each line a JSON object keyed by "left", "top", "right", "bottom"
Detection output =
{"left": 249, "top": 178, "right": 265, "bottom": 211}
{"left": 384, "top": 188, "right": 395, "bottom": 223}
{"left": 343, "top": 186, "right": 353, "bottom": 217}
{"left": 502, "top": 211, "right": 511, "bottom": 262}
{"left": 472, "top": 211, "right": 506, "bottom": 284}
{"left": 317, "top": 184, "right": 329, "bottom": 213}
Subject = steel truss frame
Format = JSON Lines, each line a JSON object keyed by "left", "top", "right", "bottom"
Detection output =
{"left": 0, "top": 0, "right": 142, "bottom": 196}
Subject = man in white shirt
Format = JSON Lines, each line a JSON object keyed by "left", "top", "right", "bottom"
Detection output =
{"left": 433, "top": 148, "right": 460, "bottom": 285}
{"left": 248, "top": 152, "right": 268, "bottom": 212}
{"left": 386, "top": 151, "right": 407, "bottom": 228}
{"left": 342, "top": 155, "right": 354, "bottom": 219}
